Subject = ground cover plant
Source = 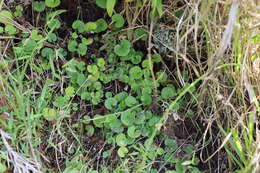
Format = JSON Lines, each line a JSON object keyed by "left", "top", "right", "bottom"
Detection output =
{"left": 0, "top": 0, "right": 259, "bottom": 172}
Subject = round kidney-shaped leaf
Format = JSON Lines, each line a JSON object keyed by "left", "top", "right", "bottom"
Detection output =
{"left": 161, "top": 87, "right": 175, "bottom": 99}
{"left": 112, "top": 14, "right": 125, "bottom": 28}
{"left": 121, "top": 110, "right": 135, "bottom": 126}
{"left": 129, "top": 66, "right": 143, "bottom": 80}
{"left": 45, "top": 0, "right": 60, "bottom": 8}
{"left": 105, "top": 97, "right": 118, "bottom": 110}
{"left": 114, "top": 40, "right": 131, "bottom": 57}
{"left": 116, "top": 134, "right": 128, "bottom": 147}
{"left": 117, "top": 146, "right": 128, "bottom": 157}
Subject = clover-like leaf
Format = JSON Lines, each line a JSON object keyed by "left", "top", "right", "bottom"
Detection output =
{"left": 93, "top": 115, "right": 104, "bottom": 128}
{"left": 47, "top": 18, "right": 61, "bottom": 30}
{"left": 72, "top": 20, "right": 85, "bottom": 33}
{"left": 45, "top": 0, "right": 60, "bottom": 8}
{"left": 85, "top": 125, "right": 94, "bottom": 136}
{"left": 85, "top": 22, "right": 97, "bottom": 32}
{"left": 117, "top": 146, "right": 128, "bottom": 157}
{"left": 5, "top": 24, "right": 16, "bottom": 35}
{"left": 127, "top": 126, "right": 140, "bottom": 138}
{"left": 47, "top": 33, "right": 57, "bottom": 42}
{"left": 95, "top": 18, "right": 108, "bottom": 33}
{"left": 31, "top": 29, "right": 43, "bottom": 41}
{"left": 87, "top": 64, "right": 98, "bottom": 74}
{"left": 33, "top": 1, "right": 46, "bottom": 12}
{"left": 116, "top": 134, "right": 127, "bottom": 147}
{"left": 129, "top": 66, "right": 142, "bottom": 80}
{"left": 141, "top": 94, "right": 152, "bottom": 106}
{"left": 41, "top": 47, "right": 54, "bottom": 58}
{"left": 67, "top": 40, "right": 78, "bottom": 52}
{"left": 115, "top": 92, "right": 128, "bottom": 102}
{"left": 125, "top": 96, "right": 138, "bottom": 107}
{"left": 65, "top": 86, "right": 75, "bottom": 98}
{"left": 112, "top": 14, "right": 125, "bottom": 28}
{"left": 105, "top": 97, "right": 118, "bottom": 110}
{"left": 114, "top": 40, "right": 131, "bottom": 57}
{"left": 53, "top": 96, "right": 67, "bottom": 107}
{"left": 161, "top": 87, "right": 175, "bottom": 99}
{"left": 42, "top": 108, "right": 57, "bottom": 121}
{"left": 77, "top": 43, "right": 87, "bottom": 55}
{"left": 121, "top": 110, "right": 135, "bottom": 126}
{"left": 131, "top": 51, "right": 143, "bottom": 64}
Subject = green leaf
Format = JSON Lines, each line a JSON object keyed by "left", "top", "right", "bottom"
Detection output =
{"left": 5, "top": 24, "right": 16, "bottom": 35}
{"left": 42, "top": 108, "right": 57, "bottom": 121}
{"left": 87, "top": 65, "right": 98, "bottom": 74}
{"left": 41, "top": 47, "right": 54, "bottom": 58}
{"left": 93, "top": 115, "right": 104, "bottom": 128}
{"left": 65, "top": 86, "right": 75, "bottom": 98}
{"left": 45, "top": 0, "right": 60, "bottom": 8}
{"left": 47, "top": 33, "right": 57, "bottom": 42}
{"left": 114, "top": 40, "right": 131, "bottom": 57}
{"left": 33, "top": 1, "right": 46, "bottom": 12}
{"left": 127, "top": 126, "right": 140, "bottom": 138}
{"left": 72, "top": 20, "right": 85, "bottom": 33}
{"left": 115, "top": 92, "right": 128, "bottom": 102}
{"left": 112, "top": 14, "right": 125, "bottom": 28}
{"left": 95, "top": 0, "right": 107, "bottom": 9}
{"left": 0, "top": 162, "right": 7, "bottom": 172}
{"left": 85, "top": 22, "right": 97, "bottom": 32}
{"left": 67, "top": 40, "right": 78, "bottom": 52}
{"left": 47, "top": 18, "right": 61, "bottom": 30}
{"left": 85, "top": 125, "right": 94, "bottom": 136}
{"left": 156, "top": 0, "right": 163, "bottom": 17}
{"left": 161, "top": 87, "right": 175, "bottom": 99}
{"left": 125, "top": 96, "right": 138, "bottom": 107}
{"left": 106, "top": 0, "right": 116, "bottom": 17}
{"left": 95, "top": 19, "right": 108, "bottom": 33}
{"left": 77, "top": 43, "right": 87, "bottom": 55}
{"left": 97, "top": 58, "right": 105, "bottom": 69}
{"left": 141, "top": 94, "right": 152, "bottom": 106}
{"left": 0, "top": 27, "right": 3, "bottom": 33}
{"left": 116, "top": 134, "right": 127, "bottom": 147}
{"left": 105, "top": 97, "right": 118, "bottom": 110}
{"left": 31, "top": 29, "right": 43, "bottom": 41}
{"left": 117, "top": 146, "right": 128, "bottom": 157}
{"left": 53, "top": 96, "right": 67, "bottom": 107}
{"left": 81, "top": 37, "right": 93, "bottom": 45}
{"left": 133, "top": 28, "right": 148, "bottom": 41}
{"left": 121, "top": 110, "right": 135, "bottom": 126}
{"left": 129, "top": 66, "right": 142, "bottom": 80}
{"left": 0, "top": 10, "right": 13, "bottom": 20}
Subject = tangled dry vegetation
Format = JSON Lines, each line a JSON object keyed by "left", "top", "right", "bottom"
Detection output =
{"left": 0, "top": 0, "right": 259, "bottom": 172}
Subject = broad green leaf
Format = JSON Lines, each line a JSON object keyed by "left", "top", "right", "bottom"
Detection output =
{"left": 33, "top": 1, "right": 46, "bottom": 12}
{"left": 45, "top": 0, "right": 60, "bottom": 8}
{"left": 112, "top": 14, "right": 125, "bottom": 28}
{"left": 117, "top": 146, "right": 128, "bottom": 157}
{"left": 96, "top": 0, "right": 107, "bottom": 8}
{"left": 121, "top": 110, "right": 135, "bottom": 126}
{"left": 114, "top": 40, "right": 131, "bottom": 57}
{"left": 116, "top": 134, "right": 127, "bottom": 147}
{"left": 106, "top": 0, "right": 116, "bottom": 17}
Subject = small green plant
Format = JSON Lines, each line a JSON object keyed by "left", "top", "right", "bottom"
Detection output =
{"left": 33, "top": 1, "right": 46, "bottom": 12}
{"left": 112, "top": 13, "right": 125, "bottom": 28}
{"left": 45, "top": 0, "right": 60, "bottom": 8}
{"left": 114, "top": 40, "right": 131, "bottom": 57}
